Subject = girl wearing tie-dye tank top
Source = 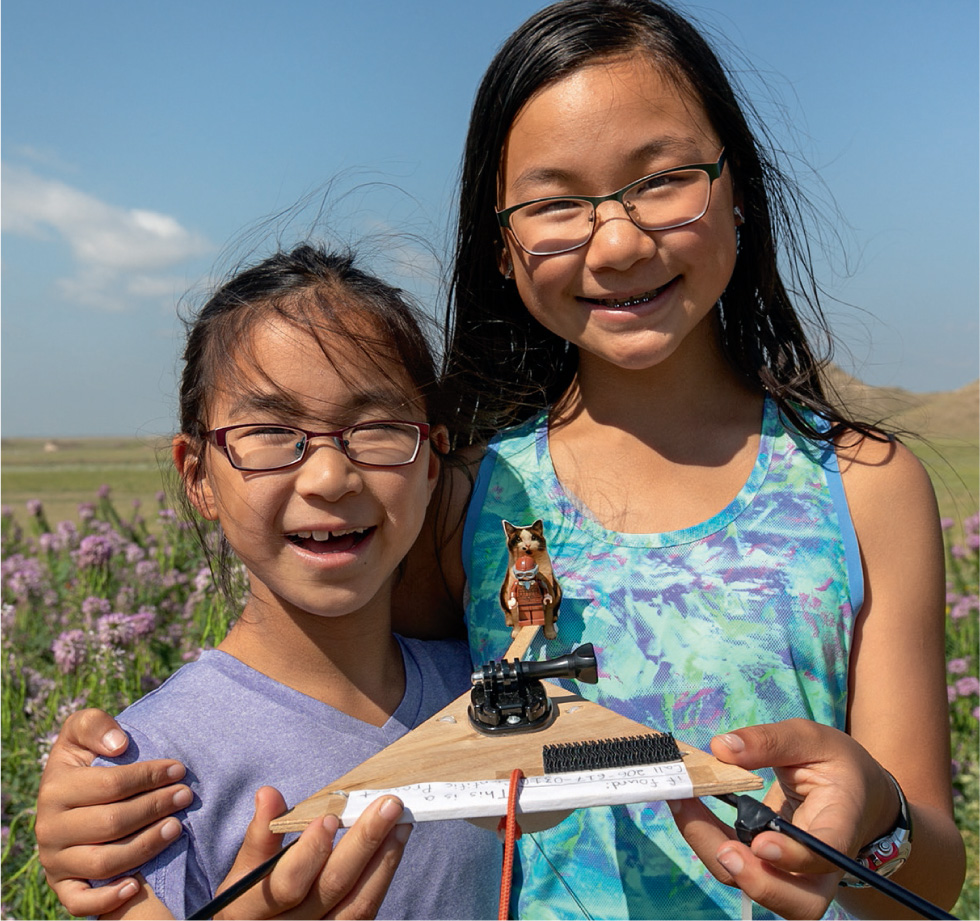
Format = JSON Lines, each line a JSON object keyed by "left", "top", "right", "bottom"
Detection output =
{"left": 425, "top": 2, "right": 961, "bottom": 917}
{"left": 35, "top": 2, "right": 963, "bottom": 919}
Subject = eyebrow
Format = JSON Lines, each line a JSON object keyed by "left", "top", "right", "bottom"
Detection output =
{"left": 506, "top": 136, "right": 707, "bottom": 198}
{"left": 224, "top": 388, "right": 418, "bottom": 424}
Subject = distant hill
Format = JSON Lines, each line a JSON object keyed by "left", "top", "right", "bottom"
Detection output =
{"left": 822, "top": 366, "right": 979, "bottom": 442}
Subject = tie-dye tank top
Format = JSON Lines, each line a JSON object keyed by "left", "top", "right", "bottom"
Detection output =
{"left": 461, "top": 397, "right": 862, "bottom": 920}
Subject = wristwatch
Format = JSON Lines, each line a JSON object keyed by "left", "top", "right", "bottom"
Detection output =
{"left": 839, "top": 770, "right": 912, "bottom": 887}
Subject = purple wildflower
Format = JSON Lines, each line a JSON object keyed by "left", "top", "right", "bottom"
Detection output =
{"left": 75, "top": 534, "right": 115, "bottom": 568}
{"left": 955, "top": 676, "right": 980, "bottom": 697}
{"left": 97, "top": 484, "right": 112, "bottom": 499}
{"left": 52, "top": 630, "right": 88, "bottom": 673}
{"left": 1, "top": 555, "right": 46, "bottom": 598}
{"left": 941, "top": 517, "right": 954, "bottom": 531}
{"left": 948, "top": 685, "right": 957, "bottom": 703}
{"left": 26, "top": 499, "right": 42, "bottom": 517}
{"left": 155, "top": 490, "right": 167, "bottom": 504}
{"left": 950, "top": 595, "right": 979, "bottom": 621}
{"left": 948, "top": 658, "right": 970, "bottom": 675}
{"left": 81, "top": 596, "right": 112, "bottom": 620}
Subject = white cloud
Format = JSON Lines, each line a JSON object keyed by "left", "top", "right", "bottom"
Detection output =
{"left": 1, "top": 163, "right": 212, "bottom": 309}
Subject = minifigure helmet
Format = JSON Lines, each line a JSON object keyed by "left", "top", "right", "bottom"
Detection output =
{"left": 514, "top": 555, "right": 538, "bottom": 579}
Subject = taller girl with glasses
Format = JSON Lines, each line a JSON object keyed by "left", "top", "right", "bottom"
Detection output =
{"left": 37, "top": 1, "right": 963, "bottom": 919}
{"left": 430, "top": 0, "right": 962, "bottom": 916}
{"left": 75, "top": 243, "right": 500, "bottom": 920}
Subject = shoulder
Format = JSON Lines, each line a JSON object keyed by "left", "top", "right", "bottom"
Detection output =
{"left": 834, "top": 431, "right": 939, "bottom": 530}
{"left": 833, "top": 429, "right": 944, "bottom": 612}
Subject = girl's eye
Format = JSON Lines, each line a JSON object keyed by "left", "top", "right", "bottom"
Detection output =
{"left": 521, "top": 199, "right": 588, "bottom": 220}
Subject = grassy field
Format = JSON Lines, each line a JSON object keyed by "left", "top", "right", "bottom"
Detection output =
{"left": 1, "top": 437, "right": 173, "bottom": 530}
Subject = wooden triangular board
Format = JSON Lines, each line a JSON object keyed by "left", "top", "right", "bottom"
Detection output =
{"left": 270, "top": 672, "right": 763, "bottom": 833}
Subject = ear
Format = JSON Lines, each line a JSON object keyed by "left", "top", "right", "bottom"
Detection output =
{"left": 172, "top": 434, "right": 218, "bottom": 521}
{"left": 497, "top": 242, "right": 514, "bottom": 279}
{"left": 424, "top": 425, "right": 449, "bottom": 501}
{"left": 502, "top": 520, "right": 516, "bottom": 538}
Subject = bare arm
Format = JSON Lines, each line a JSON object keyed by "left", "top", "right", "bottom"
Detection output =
{"left": 36, "top": 709, "right": 191, "bottom": 917}
{"left": 671, "top": 435, "right": 964, "bottom": 918}
{"left": 393, "top": 448, "right": 482, "bottom": 638}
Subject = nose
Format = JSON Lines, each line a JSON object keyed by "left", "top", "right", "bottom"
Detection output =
{"left": 293, "top": 438, "right": 363, "bottom": 502}
{"left": 583, "top": 200, "right": 657, "bottom": 272}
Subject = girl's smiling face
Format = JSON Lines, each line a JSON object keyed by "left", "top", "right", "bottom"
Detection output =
{"left": 497, "top": 55, "right": 739, "bottom": 375}
{"left": 181, "top": 315, "right": 441, "bottom": 627}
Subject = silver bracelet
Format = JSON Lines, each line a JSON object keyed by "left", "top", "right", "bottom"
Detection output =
{"left": 839, "top": 769, "right": 912, "bottom": 888}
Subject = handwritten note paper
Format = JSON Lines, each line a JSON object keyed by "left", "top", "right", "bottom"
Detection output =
{"left": 338, "top": 761, "right": 693, "bottom": 824}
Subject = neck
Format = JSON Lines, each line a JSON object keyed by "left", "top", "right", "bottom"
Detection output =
{"left": 557, "top": 318, "right": 762, "bottom": 447}
{"left": 218, "top": 592, "right": 405, "bottom": 727}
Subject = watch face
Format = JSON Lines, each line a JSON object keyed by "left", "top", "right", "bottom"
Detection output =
{"left": 864, "top": 833, "right": 912, "bottom": 877}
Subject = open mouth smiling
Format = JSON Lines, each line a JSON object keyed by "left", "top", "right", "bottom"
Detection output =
{"left": 286, "top": 527, "right": 374, "bottom": 553}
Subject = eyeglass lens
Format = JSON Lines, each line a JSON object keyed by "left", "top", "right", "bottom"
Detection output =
{"left": 509, "top": 168, "right": 712, "bottom": 255}
{"left": 224, "top": 423, "right": 421, "bottom": 470}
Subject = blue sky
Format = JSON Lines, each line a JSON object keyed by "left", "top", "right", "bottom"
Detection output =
{"left": 3, "top": 0, "right": 977, "bottom": 437}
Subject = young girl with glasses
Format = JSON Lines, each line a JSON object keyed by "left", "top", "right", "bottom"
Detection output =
{"left": 69, "top": 243, "right": 500, "bottom": 920}
{"left": 37, "top": 1, "right": 963, "bottom": 918}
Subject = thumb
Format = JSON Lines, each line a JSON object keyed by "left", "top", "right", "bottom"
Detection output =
{"left": 219, "top": 787, "right": 287, "bottom": 891}
{"left": 710, "top": 718, "right": 834, "bottom": 771}
{"left": 59, "top": 708, "right": 131, "bottom": 761}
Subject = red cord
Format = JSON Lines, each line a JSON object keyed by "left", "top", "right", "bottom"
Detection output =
{"left": 497, "top": 768, "right": 525, "bottom": 920}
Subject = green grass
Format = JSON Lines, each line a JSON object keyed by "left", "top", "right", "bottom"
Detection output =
{"left": 1, "top": 437, "right": 173, "bottom": 529}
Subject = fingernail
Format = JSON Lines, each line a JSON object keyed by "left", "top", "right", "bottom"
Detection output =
{"left": 117, "top": 879, "right": 139, "bottom": 900}
{"left": 717, "top": 847, "right": 744, "bottom": 875}
{"left": 756, "top": 841, "right": 782, "bottom": 862}
{"left": 379, "top": 797, "right": 404, "bottom": 822}
{"left": 717, "top": 732, "right": 745, "bottom": 753}
{"left": 160, "top": 818, "right": 182, "bottom": 841}
{"left": 173, "top": 787, "right": 193, "bottom": 809}
{"left": 394, "top": 823, "right": 412, "bottom": 843}
{"left": 166, "top": 763, "right": 185, "bottom": 781}
{"left": 103, "top": 729, "right": 127, "bottom": 752}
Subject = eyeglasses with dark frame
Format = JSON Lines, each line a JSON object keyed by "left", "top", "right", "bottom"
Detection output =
{"left": 496, "top": 150, "right": 727, "bottom": 256}
{"left": 207, "top": 421, "right": 431, "bottom": 472}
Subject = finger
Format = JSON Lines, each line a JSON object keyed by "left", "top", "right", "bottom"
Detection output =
{"left": 667, "top": 798, "right": 740, "bottom": 884}
{"left": 43, "top": 875, "right": 142, "bottom": 919}
{"left": 37, "top": 774, "right": 191, "bottom": 852}
{"left": 218, "top": 788, "right": 287, "bottom": 897}
{"left": 40, "top": 756, "right": 187, "bottom": 811}
{"left": 224, "top": 816, "right": 339, "bottom": 920}
{"left": 710, "top": 719, "right": 840, "bottom": 771}
{"left": 715, "top": 842, "right": 838, "bottom": 921}
{"left": 329, "top": 823, "right": 411, "bottom": 920}
{"left": 45, "top": 818, "right": 185, "bottom": 882}
{"left": 305, "top": 796, "right": 406, "bottom": 918}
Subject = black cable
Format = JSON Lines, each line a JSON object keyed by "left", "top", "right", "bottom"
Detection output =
{"left": 714, "top": 793, "right": 957, "bottom": 920}
{"left": 187, "top": 838, "right": 297, "bottom": 920}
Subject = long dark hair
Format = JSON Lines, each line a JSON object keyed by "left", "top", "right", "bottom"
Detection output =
{"left": 444, "top": 0, "right": 869, "bottom": 446}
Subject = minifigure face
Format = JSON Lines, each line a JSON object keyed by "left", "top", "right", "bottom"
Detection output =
{"left": 186, "top": 315, "right": 441, "bottom": 626}
{"left": 497, "top": 55, "right": 739, "bottom": 376}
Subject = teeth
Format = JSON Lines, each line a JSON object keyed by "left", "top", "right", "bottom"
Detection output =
{"left": 290, "top": 528, "right": 364, "bottom": 541}
{"left": 598, "top": 284, "right": 667, "bottom": 309}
